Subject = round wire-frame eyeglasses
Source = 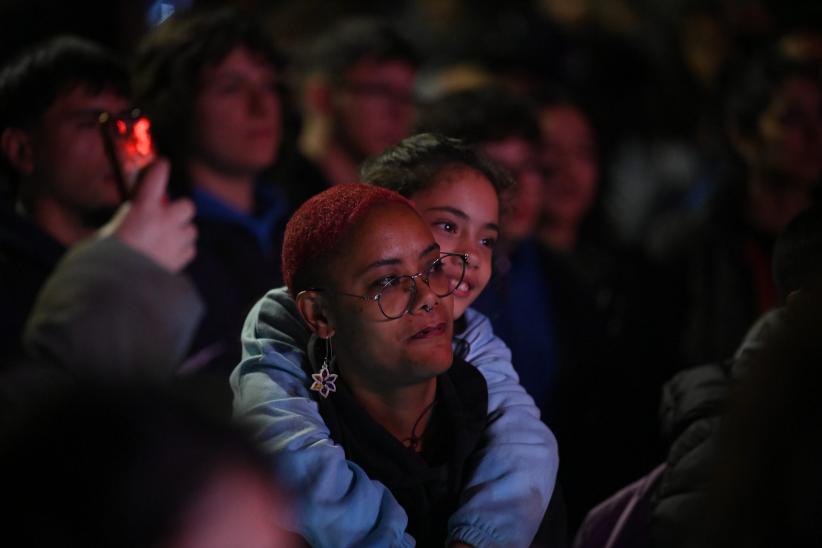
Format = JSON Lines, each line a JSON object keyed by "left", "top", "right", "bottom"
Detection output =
{"left": 306, "top": 252, "right": 468, "bottom": 320}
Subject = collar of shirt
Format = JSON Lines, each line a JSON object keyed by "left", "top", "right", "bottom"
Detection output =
{"left": 192, "top": 182, "right": 288, "bottom": 255}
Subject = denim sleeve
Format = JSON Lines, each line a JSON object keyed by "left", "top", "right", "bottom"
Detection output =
{"left": 446, "top": 308, "right": 559, "bottom": 548}
{"left": 230, "top": 287, "right": 415, "bottom": 548}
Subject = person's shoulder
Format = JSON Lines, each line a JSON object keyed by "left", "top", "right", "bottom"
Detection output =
{"left": 660, "top": 361, "right": 731, "bottom": 442}
{"left": 449, "top": 354, "right": 488, "bottom": 392}
{"left": 0, "top": 205, "right": 63, "bottom": 265}
{"left": 245, "top": 286, "right": 299, "bottom": 333}
{"left": 460, "top": 307, "right": 492, "bottom": 334}
{"left": 257, "top": 286, "right": 297, "bottom": 314}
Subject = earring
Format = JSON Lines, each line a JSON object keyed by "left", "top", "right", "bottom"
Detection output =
{"left": 310, "top": 337, "right": 338, "bottom": 399}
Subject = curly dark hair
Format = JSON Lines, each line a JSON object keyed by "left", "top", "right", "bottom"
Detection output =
{"left": 361, "top": 133, "right": 514, "bottom": 199}
{"left": 414, "top": 85, "right": 539, "bottom": 145}
{"left": 296, "top": 17, "right": 418, "bottom": 87}
{"left": 133, "top": 7, "right": 284, "bottom": 166}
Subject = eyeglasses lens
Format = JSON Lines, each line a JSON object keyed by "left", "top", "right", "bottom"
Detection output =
{"left": 376, "top": 256, "right": 466, "bottom": 319}
{"left": 433, "top": 255, "right": 466, "bottom": 296}
{"left": 378, "top": 277, "right": 414, "bottom": 319}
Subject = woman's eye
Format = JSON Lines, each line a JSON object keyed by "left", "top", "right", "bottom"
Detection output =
{"left": 481, "top": 237, "right": 497, "bottom": 249}
{"left": 371, "top": 276, "right": 396, "bottom": 289}
{"left": 435, "top": 221, "right": 457, "bottom": 233}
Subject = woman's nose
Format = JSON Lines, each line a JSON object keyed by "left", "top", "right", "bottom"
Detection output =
{"left": 413, "top": 276, "right": 439, "bottom": 313}
{"left": 463, "top": 242, "right": 482, "bottom": 270}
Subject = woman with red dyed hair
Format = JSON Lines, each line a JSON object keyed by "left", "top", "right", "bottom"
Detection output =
{"left": 282, "top": 183, "right": 480, "bottom": 546}
{"left": 233, "top": 135, "right": 557, "bottom": 547}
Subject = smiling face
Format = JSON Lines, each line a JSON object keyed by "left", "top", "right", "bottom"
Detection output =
{"left": 191, "top": 46, "right": 281, "bottom": 176}
{"left": 481, "top": 136, "right": 543, "bottom": 242}
{"left": 410, "top": 165, "right": 499, "bottom": 318}
{"left": 321, "top": 202, "right": 454, "bottom": 392}
{"left": 538, "top": 104, "right": 598, "bottom": 228}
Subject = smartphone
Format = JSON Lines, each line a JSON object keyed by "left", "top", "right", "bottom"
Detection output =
{"left": 98, "top": 109, "right": 156, "bottom": 202}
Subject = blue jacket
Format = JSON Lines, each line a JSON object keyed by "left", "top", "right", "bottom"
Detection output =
{"left": 231, "top": 287, "right": 558, "bottom": 547}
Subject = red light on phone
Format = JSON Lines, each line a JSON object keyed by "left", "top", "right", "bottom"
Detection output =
{"left": 133, "top": 118, "right": 153, "bottom": 157}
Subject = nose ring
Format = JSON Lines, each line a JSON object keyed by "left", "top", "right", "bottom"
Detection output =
{"left": 421, "top": 303, "right": 433, "bottom": 312}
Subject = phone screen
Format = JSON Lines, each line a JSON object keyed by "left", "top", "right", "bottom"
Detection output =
{"left": 99, "top": 110, "right": 156, "bottom": 201}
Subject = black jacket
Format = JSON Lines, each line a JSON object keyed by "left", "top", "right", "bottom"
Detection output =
{"left": 649, "top": 309, "right": 782, "bottom": 548}
{"left": 0, "top": 204, "right": 65, "bottom": 365}
{"left": 318, "top": 358, "right": 488, "bottom": 547}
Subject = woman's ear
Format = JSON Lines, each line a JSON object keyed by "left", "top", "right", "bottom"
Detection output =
{"left": 296, "top": 290, "right": 336, "bottom": 339}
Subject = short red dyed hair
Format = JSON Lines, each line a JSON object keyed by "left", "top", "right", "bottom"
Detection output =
{"left": 282, "top": 183, "right": 414, "bottom": 295}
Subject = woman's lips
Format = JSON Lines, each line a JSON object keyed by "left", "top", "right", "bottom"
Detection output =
{"left": 409, "top": 322, "right": 447, "bottom": 340}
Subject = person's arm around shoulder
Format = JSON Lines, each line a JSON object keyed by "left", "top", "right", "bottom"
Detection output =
{"left": 230, "top": 287, "right": 414, "bottom": 548}
{"left": 446, "top": 307, "right": 559, "bottom": 548}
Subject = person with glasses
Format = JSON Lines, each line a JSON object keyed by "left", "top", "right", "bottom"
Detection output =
{"left": 282, "top": 17, "right": 418, "bottom": 193}
{"left": 233, "top": 134, "right": 557, "bottom": 547}
{"left": 0, "top": 36, "right": 201, "bottom": 376}
{"left": 281, "top": 183, "right": 488, "bottom": 547}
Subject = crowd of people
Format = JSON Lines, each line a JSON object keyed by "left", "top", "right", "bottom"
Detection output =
{"left": 1, "top": 1, "right": 822, "bottom": 546}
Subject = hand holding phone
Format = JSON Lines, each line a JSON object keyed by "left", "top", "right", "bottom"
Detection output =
{"left": 99, "top": 109, "right": 156, "bottom": 202}
{"left": 100, "top": 159, "right": 198, "bottom": 273}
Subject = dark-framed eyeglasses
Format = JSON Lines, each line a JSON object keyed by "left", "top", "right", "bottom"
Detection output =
{"left": 309, "top": 252, "right": 467, "bottom": 320}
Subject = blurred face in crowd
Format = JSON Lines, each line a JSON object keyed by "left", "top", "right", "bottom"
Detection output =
{"left": 333, "top": 58, "right": 416, "bottom": 160}
{"left": 410, "top": 165, "right": 499, "bottom": 318}
{"left": 481, "top": 136, "right": 542, "bottom": 242}
{"left": 753, "top": 76, "right": 822, "bottom": 185}
{"left": 191, "top": 46, "right": 281, "bottom": 176}
{"left": 168, "top": 464, "right": 296, "bottom": 548}
{"left": 538, "top": 104, "right": 598, "bottom": 230}
{"left": 5, "top": 85, "right": 130, "bottom": 227}
{"left": 309, "top": 203, "right": 454, "bottom": 393}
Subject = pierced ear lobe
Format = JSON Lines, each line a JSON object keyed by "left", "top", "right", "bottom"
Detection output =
{"left": 295, "top": 290, "right": 336, "bottom": 339}
{"left": 0, "top": 127, "right": 35, "bottom": 176}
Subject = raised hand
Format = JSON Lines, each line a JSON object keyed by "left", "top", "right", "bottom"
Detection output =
{"left": 101, "top": 159, "right": 197, "bottom": 273}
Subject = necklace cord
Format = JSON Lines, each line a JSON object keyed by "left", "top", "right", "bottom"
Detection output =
{"left": 402, "top": 397, "right": 438, "bottom": 451}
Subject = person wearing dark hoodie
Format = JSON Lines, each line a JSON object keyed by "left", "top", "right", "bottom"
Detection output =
{"left": 0, "top": 36, "right": 201, "bottom": 377}
{"left": 648, "top": 205, "right": 822, "bottom": 548}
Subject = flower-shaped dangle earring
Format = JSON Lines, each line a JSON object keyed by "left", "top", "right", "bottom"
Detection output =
{"left": 310, "top": 337, "right": 338, "bottom": 398}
